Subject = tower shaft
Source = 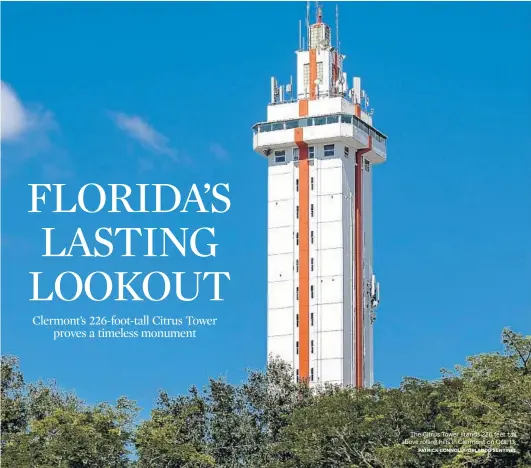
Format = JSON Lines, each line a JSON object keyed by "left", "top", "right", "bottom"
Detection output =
{"left": 253, "top": 8, "right": 386, "bottom": 388}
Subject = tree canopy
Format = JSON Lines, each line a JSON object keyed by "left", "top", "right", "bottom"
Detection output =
{"left": 2, "top": 328, "right": 530, "bottom": 467}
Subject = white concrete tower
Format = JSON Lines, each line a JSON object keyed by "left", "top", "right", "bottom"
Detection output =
{"left": 253, "top": 5, "right": 387, "bottom": 388}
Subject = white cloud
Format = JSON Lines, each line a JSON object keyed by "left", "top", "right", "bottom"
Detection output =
{"left": 209, "top": 142, "right": 230, "bottom": 161}
{"left": 1, "top": 81, "right": 55, "bottom": 142}
{"left": 109, "top": 111, "right": 176, "bottom": 159}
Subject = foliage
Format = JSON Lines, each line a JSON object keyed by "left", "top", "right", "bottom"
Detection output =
{"left": 1, "top": 356, "right": 137, "bottom": 468}
{"left": 1, "top": 328, "right": 530, "bottom": 468}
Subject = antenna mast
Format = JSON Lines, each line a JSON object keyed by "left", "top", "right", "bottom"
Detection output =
{"left": 336, "top": 4, "right": 340, "bottom": 54}
{"left": 306, "top": 1, "right": 310, "bottom": 50}
{"left": 299, "top": 20, "right": 302, "bottom": 50}
{"left": 316, "top": 1, "right": 322, "bottom": 24}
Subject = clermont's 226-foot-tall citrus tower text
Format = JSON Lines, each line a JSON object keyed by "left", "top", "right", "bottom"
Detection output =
{"left": 252, "top": 5, "right": 387, "bottom": 388}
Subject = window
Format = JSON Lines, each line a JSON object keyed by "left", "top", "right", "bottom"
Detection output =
{"left": 293, "top": 147, "right": 299, "bottom": 161}
{"left": 317, "top": 62, "right": 324, "bottom": 83}
{"left": 296, "top": 314, "right": 299, "bottom": 327}
{"left": 303, "top": 63, "right": 310, "bottom": 94}
{"left": 274, "top": 150, "right": 286, "bottom": 163}
{"left": 309, "top": 147, "right": 315, "bottom": 160}
{"left": 311, "top": 258, "right": 314, "bottom": 271}
{"left": 311, "top": 204, "right": 314, "bottom": 217}
{"left": 311, "top": 368, "right": 314, "bottom": 382}
{"left": 296, "top": 287, "right": 299, "bottom": 300}
{"left": 296, "top": 341, "right": 299, "bottom": 355}
{"left": 272, "top": 122, "right": 284, "bottom": 131}
{"left": 311, "top": 340, "right": 314, "bottom": 354}
{"left": 295, "top": 259, "right": 299, "bottom": 272}
{"left": 296, "top": 206, "right": 299, "bottom": 219}
{"left": 314, "top": 117, "right": 326, "bottom": 126}
{"left": 311, "top": 285, "right": 314, "bottom": 298}
{"left": 365, "top": 160, "right": 370, "bottom": 172}
{"left": 341, "top": 114, "right": 352, "bottom": 124}
{"left": 310, "top": 231, "right": 314, "bottom": 244}
{"left": 310, "top": 26, "right": 324, "bottom": 49}
{"left": 311, "top": 312, "right": 314, "bottom": 326}
{"left": 286, "top": 119, "right": 299, "bottom": 129}
{"left": 260, "top": 123, "right": 272, "bottom": 132}
{"left": 296, "top": 233, "right": 299, "bottom": 245}
{"left": 311, "top": 177, "right": 314, "bottom": 190}
{"left": 296, "top": 369, "right": 299, "bottom": 381}
{"left": 296, "top": 179, "right": 299, "bottom": 192}
{"left": 326, "top": 115, "right": 339, "bottom": 124}
{"left": 344, "top": 146, "right": 350, "bottom": 158}
{"left": 324, "top": 144, "right": 335, "bottom": 157}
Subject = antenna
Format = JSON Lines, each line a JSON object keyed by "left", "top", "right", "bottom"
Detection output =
{"left": 336, "top": 4, "right": 340, "bottom": 54}
{"left": 306, "top": 1, "right": 310, "bottom": 50}
{"left": 287, "top": 75, "right": 293, "bottom": 99}
{"left": 271, "top": 77, "right": 278, "bottom": 103}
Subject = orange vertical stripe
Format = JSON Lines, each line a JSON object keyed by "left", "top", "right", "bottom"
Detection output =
{"left": 295, "top": 127, "right": 310, "bottom": 382}
{"left": 299, "top": 99, "right": 309, "bottom": 117}
{"left": 309, "top": 49, "right": 317, "bottom": 100}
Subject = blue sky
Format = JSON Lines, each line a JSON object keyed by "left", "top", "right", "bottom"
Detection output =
{"left": 2, "top": 2, "right": 530, "bottom": 415}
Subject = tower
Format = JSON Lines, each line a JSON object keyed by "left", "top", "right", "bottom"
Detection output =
{"left": 252, "top": 5, "right": 387, "bottom": 388}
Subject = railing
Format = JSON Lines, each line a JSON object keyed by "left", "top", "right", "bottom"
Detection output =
{"left": 269, "top": 90, "right": 348, "bottom": 106}
{"left": 253, "top": 112, "right": 387, "bottom": 146}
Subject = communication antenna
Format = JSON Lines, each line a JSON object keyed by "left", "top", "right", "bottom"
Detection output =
{"left": 336, "top": 4, "right": 340, "bottom": 54}
{"left": 271, "top": 77, "right": 278, "bottom": 103}
{"left": 287, "top": 75, "right": 293, "bottom": 99}
{"left": 299, "top": 20, "right": 302, "bottom": 51}
{"left": 306, "top": 1, "right": 310, "bottom": 50}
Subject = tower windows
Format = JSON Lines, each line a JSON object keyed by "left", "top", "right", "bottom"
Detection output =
{"left": 317, "top": 62, "right": 324, "bottom": 83}
{"left": 311, "top": 177, "right": 314, "bottom": 190}
{"left": 311, "top": 204, "right": 314, "bottom": 217}
{"left": 295, "top": 259, "right": 299, "bottom": 272}
{"left": 324, "top": 144, "right": 335, "bottom": 157}
{"left": 311, "top": 367, "right": 314, "bottom": 382}
{"left": 365, "top": 160, "right": 370, "bottom": 172}
{"left": 296, "top": 206, "right": 299, "bottom": 218}
{"left": 311, "top": 312, "right": 314, "bottom": 326}
{"left": 311, "top": 340, "right": 314, "bottom": 354}
{"left": 296, "top": 341, "right": 299, "bottom": 355}
{"left": 296, "top": 179, "right": 299, "bottom": 192}
{"left": 296, "top": 287, "right": 299, "bottom": 300}
{"left": 296, "top": 369, "right": 299, "bottom": 381}
{"left": 293, "top": 147, "right": 299, "bottom": 161}
{"left": 296, "top": 314, "right": 299, "bottom": 327}
{"left": 310, "top": 231, "right": 314, "bottom": 244}
{"left": 344, "top": 146, "right": 350, "bottom": 158}
{"left": 308, "top": 146, "right": 315, "bottom": 160}
{"left": 311, "top": 258, "right": 314, "bottom": 271}
{"left": 274, "top": 150, "right": 286, "bottom": 163}
{"left": 341, "top": 114, "right": 352, "bottom": 124}
{"left": 311, "top": 285, "right": 314, "bottom": 299}
{"left": 296, "top": 233, "right": 299, "bottom": 245}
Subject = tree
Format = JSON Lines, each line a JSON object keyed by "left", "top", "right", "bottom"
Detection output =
{"left": 1, "top": 355, "right": 137, "bottom": 468}
{"left": 3, "top": 328, "right": 531, "bottom": 468}
{"left": 135, "top": 386, "right": 213, "bottom": 468}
